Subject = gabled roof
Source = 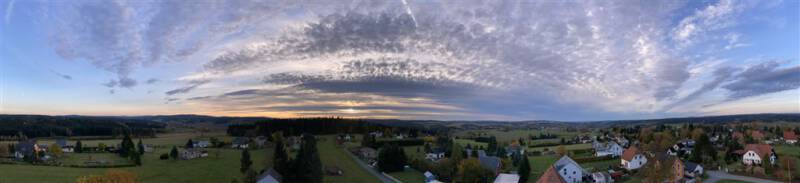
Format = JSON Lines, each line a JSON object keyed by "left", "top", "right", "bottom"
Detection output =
{"left": 751, "top": 131, "right": 765, "bottom": 139}
{"left": 537, "top": 166, "right": 566, "bottom": 183}
{"left": 479, "top": 156, "right": 501, "bottom": 171}
{"left": 621, "top": 146, "right": 640, "bottom": 161}
{"left": 683, "top": 161, "right": 701, "bottom": 172}
{"left": 554, "top": 155, "right": 581, "bottom": 172}
{"left": 744, "top": 144, "right": 773, "bottom": 157}
{"left": 257, "top": 168, "right": 282, "bottom": 183}
{"left": 494, "top": 173, "right": 520, "bottom": 183}
{"left": 784, "top": 131, "right": 797, "bottom": 140}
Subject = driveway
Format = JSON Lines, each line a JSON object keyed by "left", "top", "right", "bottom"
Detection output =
{"left": 342, "top": 147, "right": 395, "bottom": 183}
{"left": 703, "top": 170, "right": 785, "bottom": 183}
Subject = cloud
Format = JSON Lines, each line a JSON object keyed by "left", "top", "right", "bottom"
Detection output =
{"left": 49, "top": 70, "right": 72, "bottom": 80}
{"left": 672, "top": 0, "right": 746, "bottom": 47}
{"left": 165, "top": 79, "right": 210, "bottom": 96}
{"left": 4, "top": 0, "right": 14, "bottom": 24}
{"left": 146, "top": 78, "right": 159, "bottom": 84}
{"left": 722, "top": 61, "right": 800, "bottom": 100}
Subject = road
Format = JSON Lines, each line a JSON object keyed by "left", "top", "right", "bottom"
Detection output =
{"left": 703, "top": 170, "right": 785, "bottom": 183}
{"left": 342, "top": 147, "right": 395, "bottom": 183}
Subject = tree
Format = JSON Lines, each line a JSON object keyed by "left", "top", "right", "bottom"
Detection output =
{"left": 75, "top": 140, "right": 83, "bottom": 153}
{"left": 48, "top": 143, "right": 63, "bottom": 157}
{"left": 131, "top": 149, "right": 142, "bottom": 166}
{"left": 240, "top": 149, "right": 252, "bottom": 173}
{"left": 170, "top": 146, "right": 178, "bottom": 160}
{"left": 272, "top": 133, "right": 289, "bottom": 176}
{"left": 119, "top": 131, "right": 135, "bottom": 157}
{"left": 137, "top": 139, "right": 145, "bottom": 155}
{"left": 186, "top": 139, "right": 194, "bottom": 149}
{"left": 378, "top": 143, "right": 408, "bottom": 173}
{"left": 242, "top": 169, "right": 258, "bottom": 183}
{"left": 458, "top": 158, "right": 491, "bottom": 183}
{"left": 289, "top": 134, "right": 323, "bottom": 183}
{"left": 518, "top": 155, "right": 531, "bottom": 183}
{"left": 0, "top": 144, "right": 8, "bottom": 158}
{"left": 556, "top": 145, "right": 566, "bottom": 156}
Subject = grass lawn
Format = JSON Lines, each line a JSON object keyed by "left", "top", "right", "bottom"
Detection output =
{"left": 456, "top": 129, "right": 590, "bottom": 143}
{"left": 0, "top": 148, "right": 270, "bottom": 183}
{"left": 527, "top": 155, "right": 559, "bottom": 183}
{"left": 580, "top": 158, "right": 619, "bottom": 172}
{"left": 774, "top": 144, "right": 800, "bottom": 157}
{"left": 715, "top": 179, "right": 753, "bottom": 183}
{"left": 57, "top": 153, "right": 132, "bottom": 166}
{"left": 454, "top": 139, "right": 488, "bottom": 149}
{"left": 528, "top": 143, "right": 592, "bottom": 152}
{"left": 317, "top": 136, "right": 382, "bottom": 183}
{"left": 403, "top": 145, "right": 425, "bottom": 160}
{"left": 388, "top": 169, "right": 425, "bottom": 183}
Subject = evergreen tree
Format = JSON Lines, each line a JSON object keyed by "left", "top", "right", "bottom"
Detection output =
{"left": 170, "top": 146, "right": 178, "bottom": 160}
{"left": 496, "top": 145, "right": 507, "bottom": 158}
{"left": 186, "top": 139, "right": 194, "bottom": 149}
{"left": 132, "top": 150, "right": 142, "bottom": 166}
{"left": 290, "top": 134, "right": 322, "bottom": 183}
{"left": 241, "top": 149, "right": 252, "bottom": 173}
{"left": 518, "top": 155, "right": 531, "bottom": 183}
{"left": 242, "top": 169, "right": 258, "bottom": 183}
{"left": 75, "top": 140, "right": 83, "bottom": 153}
{"left": 137, "top": 139, "right": 145, "bottom": 155}
{"left": 119, "top": 131, "right": 135, "bottom": 157}
{"left": 272, "top": 134, "right": 289, "bottom": 176}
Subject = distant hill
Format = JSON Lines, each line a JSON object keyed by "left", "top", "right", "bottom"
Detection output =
{"left": 0, "top": 114, "right": 166, "bottom": 138}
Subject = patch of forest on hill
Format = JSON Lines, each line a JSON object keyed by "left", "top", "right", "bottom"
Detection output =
{"left": 0, "top": 115, "right": 166, "bottom": 138}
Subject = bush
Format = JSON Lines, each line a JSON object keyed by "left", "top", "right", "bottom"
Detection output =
{"left": 159, "top": 154, "right": 169, "bottom": 160}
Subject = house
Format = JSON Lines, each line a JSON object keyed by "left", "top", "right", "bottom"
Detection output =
{"left": 232, "top": 137, "right": 250, "bottom": 149}
{"left": 536, "top": 166, "right": 566, "bottom": 183}
{"left": 255, "top": 136, "right": 268, "bottom": 147}
{"left": 479, "top": 156, "right": 502, "bottom": 175}
{"left": 143, "top": 144, "right": 155, "bottom": 153}
{"left": 180, "top": 148, "right": 208, "bottom": 160}
{"left": 652, "top": 154, "right": 683, "bottom": 183}
{"left": 615, "top": 137, "right": 630, "bottom": 147}
{"left": 493, "top": 173, "right": 520, "bottom": 183}
{"left": 505, "top": 143, "right": 525, "bottom": 157}
{"left": 621, "top": 146, "right": 647, "bottom": 170}
{"left": 194, "top": 140, "right": 211, "bottom": 148}
{"left": 553, "top": 155, "right": 585, "bottom": 183}
{"left": 784, "top": 131, "right": 797, "bottom": 144}
{"left": 257, "top": 168, "right": 282, "bottom": 183}
{"left": 751, "top": 131, "right": 765, "bottom": 141}
{"left": 667, "top": 140, "right": 694, "bottom": 156}
{"left": 742, "top": 144, "right": 776, "bottom": 165}
{"left": 683, "top": 161, "right": 703, "bottom": 181}
{"left": 595, "top": 142, "right": 623, "bottom": 157}
{"left": 325, "top": 165, "right": 343, "bottom": 176}
{"left": 426, "top": 148, "right": 445, "bottom": 161}
{"left": 14, "top": 140, "right": 42, "bottom": 159}
{"left": 590, "top": 172, "right": 613, "bottom": 183}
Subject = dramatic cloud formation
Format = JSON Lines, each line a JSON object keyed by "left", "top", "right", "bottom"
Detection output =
{"left": 22, "top": 0, "right": 798, "bottom": 120}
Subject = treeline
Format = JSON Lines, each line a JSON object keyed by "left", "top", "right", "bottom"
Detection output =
{"left": 0, "top": 115, "right": 165, "bottom": 138}
{"left": 226, "top": 118, "right": 394, "bottom": 137}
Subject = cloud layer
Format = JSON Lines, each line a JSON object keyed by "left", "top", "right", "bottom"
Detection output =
{"left": 36, "top": 0, "right": 799, "bottom": 120}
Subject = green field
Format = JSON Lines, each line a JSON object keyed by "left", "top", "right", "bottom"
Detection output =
{"left": 388, "top": 169, "right": 425, "bottom": 183}
{"left": 528, "top": 143, "right": 592, "bottom": 152}
{"left": 316, "top": 136, "right": 382, "bottom": 183}
{"left": 527, "top": 155, "right": 559, "bottom": 183}
{"left": 580, "top": 158, "right": 619, "bottom": 172}
{"left": 0, "top": 134, "right": 381, "bottom": 183}
{"left": 455, "top": 129, "right": 589, "bottom": 143}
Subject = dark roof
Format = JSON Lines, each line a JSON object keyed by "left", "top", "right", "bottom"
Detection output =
{"left": 15, "top": 140, "right": 36, "bottom": 154}
{"left": 478, "top": 156, "right": 501, "bottom": 171}
{"left": 684, "top": 161, "right": 700, "bottom": 171}
{"left": 56, "top": 139, "right": 68, "bottom": 147}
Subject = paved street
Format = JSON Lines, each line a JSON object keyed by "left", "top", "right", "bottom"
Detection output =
{"left": 703, "top": 170, "right": 785, "bottom": 183}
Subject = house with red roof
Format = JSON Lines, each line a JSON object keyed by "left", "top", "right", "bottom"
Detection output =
{"left": 742, "top": 144, "right": 776, "bottom": 166}
{"left": 621, "top": 146, "right": 647, "bottom": 170}
{"left": 784, "top": 131, "right": 797, "bottom": 144}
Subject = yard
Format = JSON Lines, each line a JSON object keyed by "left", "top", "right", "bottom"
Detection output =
{"left": 526, "top": 155, "right": 559, "bottom": 183}
{"left": 317, "top": 135, "right": 382, "bottom": 183}
{"left": 388, "top": 169, "right": 425, "bottom": 183}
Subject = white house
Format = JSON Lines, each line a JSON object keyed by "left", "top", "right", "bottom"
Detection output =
{"left": 590, "top": 172, "right": 612, "bottom": 183}
{"left": 426, "top": 148, "right": 445, "bottom": 161}
{"left": 194, "top": 140, "right": 211, "bottom": 148}
{"left": 683, "top": 161, "right": 703, "bottom": 179}
{"left": 595, "top": 142, "right": 623, "bottom": 157}
{"left": 621, "top": 147, "right": 647, "bottom": 170}
{"left": 742, "top": 144, "right": 776, "bottom": 165}
{"left": 493, "top": 173, "right": 520, "bottom": 183}
{"left": 784, "top": 131, "right": 797, "bottom": 144}
{"left": 554, "top": 155, "right": 585, "bottom": 183}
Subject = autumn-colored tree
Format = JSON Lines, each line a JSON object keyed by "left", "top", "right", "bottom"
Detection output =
{"left": 0, "top": 143, "right": 9, "bottom": 157}
{"left": 690, "top": 128, "right": 705, "bottom": 141}
{"left": 76, "top": 170, "right": 137, "bottom": 183}
{"left": 458, "top": 158, "right": 490, "bottom": 183}
{"left": 49, "top": 143, "right": 63, "bottom": 157}
{"left": 556, "top": 145, "right": 566, "bottom": 156}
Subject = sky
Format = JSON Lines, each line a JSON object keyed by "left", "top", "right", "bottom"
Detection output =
{"left": 0, "top": 0, "right": 798, "bottom": 121}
